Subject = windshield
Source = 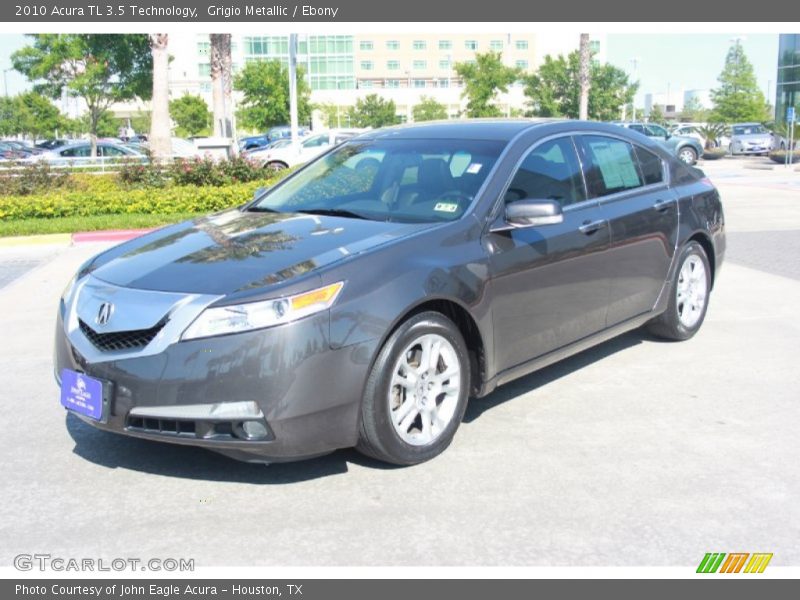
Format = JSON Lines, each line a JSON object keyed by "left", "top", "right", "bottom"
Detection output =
{"left": 733, "top": 125, "right": 767, "bottom": 135}
{"left": 251, "top": 138, "right": 506, "bottom": 223}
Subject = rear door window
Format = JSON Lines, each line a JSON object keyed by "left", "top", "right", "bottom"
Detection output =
{"left": 578, "top": 135, "right": 644, "bottom": 198}
{"left": 633, "top": 146, "right": 664, "bottom": 186}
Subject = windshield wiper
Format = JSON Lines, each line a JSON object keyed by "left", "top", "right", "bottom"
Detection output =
{"left": 296, "top": 208, "right": 370, "bottom": 220}
{"left": 246, "top": 206, "right": 281, "bottom": 213}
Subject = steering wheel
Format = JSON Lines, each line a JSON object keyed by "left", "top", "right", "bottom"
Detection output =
{"left": 435, "top": 190, "right": 473, "bottom": 206}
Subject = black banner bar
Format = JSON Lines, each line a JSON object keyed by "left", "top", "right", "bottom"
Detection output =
{"left": 2, "top": 0, "right": 800, "bottom": 22}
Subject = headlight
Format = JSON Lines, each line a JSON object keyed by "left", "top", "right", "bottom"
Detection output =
{"left": 61, "top": 273, "right": 79, "bottom": 305}
{"left": 181, "top": 281, "right": 344, "bottom": 340}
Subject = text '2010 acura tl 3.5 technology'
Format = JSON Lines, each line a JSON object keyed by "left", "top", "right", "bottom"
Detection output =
{"left": 56, "top": 120, "right": 725, "bottom": 465}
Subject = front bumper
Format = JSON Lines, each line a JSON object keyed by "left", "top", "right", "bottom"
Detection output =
{"left": 55, "top": 308, "right": 377, "bottom": 463}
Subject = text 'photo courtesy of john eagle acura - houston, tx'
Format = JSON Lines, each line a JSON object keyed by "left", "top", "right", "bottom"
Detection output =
{"left": 55, "top": 119, "right": 725, "bottom": 466}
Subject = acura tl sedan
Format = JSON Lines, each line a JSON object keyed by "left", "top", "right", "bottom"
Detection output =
{"left": 56, "top": 120, "right": 725, "bottom": 465}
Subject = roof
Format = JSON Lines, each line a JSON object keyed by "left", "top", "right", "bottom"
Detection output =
{"left": 357, "top": 119, "right": 562, "bottom": 142}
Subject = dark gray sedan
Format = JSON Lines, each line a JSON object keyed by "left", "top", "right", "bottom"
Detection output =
{"left": 55, "top": 120, "right": 725, "bottom": 465}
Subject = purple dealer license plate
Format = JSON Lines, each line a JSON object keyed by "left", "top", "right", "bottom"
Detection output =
{"left": 60, "top": 369, "right": 104, "bottom": 421}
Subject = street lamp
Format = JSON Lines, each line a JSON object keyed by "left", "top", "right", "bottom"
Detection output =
{"left": 629, "top": 58, "right": 640, "bottom": 121}
{"left": 2, "top": 68, "right": 13, "bottom": 97}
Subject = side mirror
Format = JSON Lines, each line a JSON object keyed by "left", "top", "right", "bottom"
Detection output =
{"left": 503, "top": 199, "right": 564, "bottom": 228}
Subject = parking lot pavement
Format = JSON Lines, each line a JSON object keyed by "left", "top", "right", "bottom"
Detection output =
{"left": 0, "top": 172, "right": 798, "bottom": 568}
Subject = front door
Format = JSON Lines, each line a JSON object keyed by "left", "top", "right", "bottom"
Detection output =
{"left": 486, "top": 136, "right": 612, "bottom": 374}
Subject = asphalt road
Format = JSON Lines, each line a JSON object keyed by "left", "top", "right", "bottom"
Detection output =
{"left": 0, "top": 162, "right": 798, "bottom": 568}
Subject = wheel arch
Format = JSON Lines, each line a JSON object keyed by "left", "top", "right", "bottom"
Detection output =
{"left": 686, "top": 231, "right": 716, "bottom": 289}
{"left": 370, "top": 297, "right": 487, "bottom": 399}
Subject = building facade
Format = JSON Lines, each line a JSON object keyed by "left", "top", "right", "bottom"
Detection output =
{"left": 156, "top": 32, "right": 603, "bottom": 131}
{"left": 776, "top": 34, "right": 799, "bottom": 125}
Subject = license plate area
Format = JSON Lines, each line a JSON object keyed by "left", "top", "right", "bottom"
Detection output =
{"left": 59, "top": 369, "right": 111, "bottom": 423}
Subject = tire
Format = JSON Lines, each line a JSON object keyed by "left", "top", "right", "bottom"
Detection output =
{"left": 677, "top": 146, "right": 698, "bottom": 165}
{"left": 265, "top": 161, "right": 288, "bottom": 172}
{"left": 647, "top": 241, "right": 711, "bottom": 341}
{"left": 356, "top": 311, "right": 470, "bottom": 465}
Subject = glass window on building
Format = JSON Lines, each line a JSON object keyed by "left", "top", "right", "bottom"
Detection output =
{"left": 386, "top": 79, "right": 400, "bottom": 88}
{"left": 465, "top": 40, "right": 478, "bottom": 51}
{"left": 360, "top": 40, "right": 373, "bottom": 51}
{"left": 361, "top": 60, "right": 373, "bottom": 71}
{"left": 387, "top": 60, "right": 400, "bottom": 70}
{"left": 438, "top": 80, "right": 449, "bottom": 88}
{"left": 386, "top": 40, "right": 400, "bottom": 50}
{"left": 198, "top": 63, "right": 211, "bottom": 78}
{"left": 439, "top": 40, "right": 452, "bottom": 50}
{"left": 515, "top": 40, "right": 529, "bottom": 50}
{"left": 439, "top": 59, "right": 451, "bottom": 70}
{"left": 515, "top": 60, "right": 529, "bottom": 70}
{"left": 197, "top": 41, "right": 210, "bottom": 56}
{"left": 413, "top": 79, "right": 426, "bottom": 88}
{"left": 490, "top": 40, "right": 504, "bottom": 51}
{"left": 590, "top": 40, "right": 600, "bottom": 54}
{"left": 413, "top": 40, "right": 427, "bottom": 51}
{"left": 777, "top": 34, "right": 800, "bottom": 125}
{"left": 360, "top": 80, "right": 374, "bottom": 89}
{"left": 413, "top": 60, "right": 427, "bottom": 70}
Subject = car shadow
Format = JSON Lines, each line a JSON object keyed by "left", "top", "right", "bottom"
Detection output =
{"left": 65, "top": 329, "right": 651, "bottom": 483}
{"left": 464, "top": 329, "right": 646, "bottom": 423}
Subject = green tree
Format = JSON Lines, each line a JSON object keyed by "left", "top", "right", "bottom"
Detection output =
{"left": 524, "top": 51, "right": 637, "bottom": 121}
{"left": 680, "top": 96, "right": 709, "bottom": 122}
{"left": 348, "top": 94, "right": 399, "bottom": 128}
{"left": 454, "top": 51, "right": 521, "bottom": 118}
{"left": 17, "top": 92, "right": 64, "bottom": 139}
{"left": 11, "top": 34, "right": 152, "bottom": 155}
{"left": 412, "top": 96, "right": 448, "bottom": 122}
{"left": 0, "top": 97, "right": 16, "bottom": 137}
{"left": 648, "top": 104, "right": 665, "bottom": 124}
{"left": 79, "top": 110, "right": 119, "bottom": 138}
{"left": 315, "top": 102, "right": 351, "bottom": 128}
{"left": 710, "top": 40, "right": 770, "bottom": 123}
{"left": 234, "top": 59, "right": 312, "bottom": 131}
{"left": 170, "top": 94, "right": 211, "bottom": 137}
{"left": 129, "top": 111, "right": 151, "bottom": 135}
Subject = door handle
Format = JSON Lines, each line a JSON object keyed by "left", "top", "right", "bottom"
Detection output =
{"left": 653, "top": 199, "right": 673, "bottom": 212}
{"left": 578, "top": 219, "right": 607, "bottom": 235}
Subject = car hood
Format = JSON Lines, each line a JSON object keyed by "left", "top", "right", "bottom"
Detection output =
{"left": 733, "top": 133, "right": 770, "bottom": 143}
{"left": 90, "top": 209, "right": 431, "bottom": 295}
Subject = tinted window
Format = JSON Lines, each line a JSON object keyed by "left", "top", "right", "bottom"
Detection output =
{"left": 579, "top": 135, "right": 643, "bottom": 197}
{"left": 254, "top": 138, "right": 504, "bottom": 223}
{"left": 633, "top": 146, "right": 664, "bottom": 185}
{"left": 505, "top": 137, "right": 586, "bottom": 207}
{"left": 628, "top": 124, "right": 646, "bottom": 133}
{"left": 645, "top": 124, "right": 668, "bottom": 137}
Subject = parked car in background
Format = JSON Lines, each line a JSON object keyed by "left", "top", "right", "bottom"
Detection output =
{"left": 729, "top": 123, "right": 772, "bottom": 155}
{"left": 242, "top": 138, "right": 291, "bottom": 156}
{"left": 2, "top": 140, "right": 44, "bottom": 155}
{"left": 670, "top": 123, "right": 730, "bottom": 150}
{"left": 609, "top": 121, "right": 703, "bottom": 165}
{"left": 238, "top": 126, "right": 310, "bottom": 151}
{"left": 0, "top": 141, "right": 35, "bottom": 160}
{"left": 36, "top": 141, "right": 145, "bottom": 165}
{"left": 54, "top": 120, "right": 725, "bottom": 465}
{"left": 124, "top": 137, "right": 201, "bottom": 158}
{"left": 248, "top": 129, "right": 363, "bottom": 170}
{"left": 35, "top": 139, "right": 70, "bottom": 150}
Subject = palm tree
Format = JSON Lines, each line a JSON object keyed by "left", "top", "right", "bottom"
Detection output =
{"left": 209, "top": 34, "right": 233, "bottom": 138}
{"left": 694, "top": 123, "right": 729, "bottom": 150}
{"left": 148, "top": 34, "right": 171, "bottom": 161}
{"left": 578, "top": 34, "right": 591, "bottom": 121}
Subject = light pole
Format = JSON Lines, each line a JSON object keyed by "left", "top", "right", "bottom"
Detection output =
{"left": 629, "top": 58, "right": 639, "bottom": 122}
{"left": 2, "top": 68, "right": 12, "bottom": 97}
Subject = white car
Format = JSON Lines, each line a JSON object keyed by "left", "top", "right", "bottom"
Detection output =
{"left": 248, "top": 129, "right": 364, "bottom": 171}
{"left": 671, "top": 124, "right": 730, "bottom": 150}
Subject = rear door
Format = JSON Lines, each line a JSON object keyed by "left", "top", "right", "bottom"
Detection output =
{"left": 486, "top": 136, "right": 612, "bottom": 372}
{"left": 575, "top": 134, "right": 678, "bottom": 326}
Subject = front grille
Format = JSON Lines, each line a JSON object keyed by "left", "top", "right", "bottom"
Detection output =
{"left": 127, "top": 416, "right": 197, "bottom": 437}
{"left": 79, "top": 319, "right": 166, "bottom": 352}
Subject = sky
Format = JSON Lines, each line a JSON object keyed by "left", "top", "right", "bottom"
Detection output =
{"left": 0, "top": 32, "right": 782, "bottom": 106}
{"left": 605, "top": 33, "right": 779, "bottom": 106}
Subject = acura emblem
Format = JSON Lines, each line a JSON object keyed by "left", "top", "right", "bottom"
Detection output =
{"left": 96, "top": 302, "right": 114, "bottom": 326}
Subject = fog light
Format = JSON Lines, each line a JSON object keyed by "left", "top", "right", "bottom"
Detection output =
{"left": 241, "top": 420, "right": 268, "bottom": 440}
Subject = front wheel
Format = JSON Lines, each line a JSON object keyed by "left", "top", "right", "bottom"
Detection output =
{"left": 678, "top": 146, "right": 698, "bottom": 165}
{"left": 647, "top": 241, "right": 711, "bottom": 341}
{"left": 356, "top": 312, "right": 470, "bottom": 465}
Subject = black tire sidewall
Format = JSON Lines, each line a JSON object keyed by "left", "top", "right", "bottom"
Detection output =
{"left": 362, "top": 312, "right": 470, "bottom": 465}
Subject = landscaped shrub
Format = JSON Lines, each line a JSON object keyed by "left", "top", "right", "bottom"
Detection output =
{"left": 0, "top": 160, "right": 72, "bottom": 196}
{"left": 0, "top": 173, "right": 289, "bottom": 221}
{"left": 118, "top": 158, "right": 168, "bottom": 188}
{"left": 702, "top": 148, "right": 727, "bottom": 160}
{"left": 168, "top": 155, "right": 264, "bottom": 187}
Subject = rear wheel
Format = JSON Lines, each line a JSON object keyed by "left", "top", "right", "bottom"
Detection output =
{"left": 647, "top": 241, "right": 711, "bottom": 341}
{"left": 265, "top": 161, "right": 288, "bottom": 172}
{"left": 356, "top": 312, "right": 470, "bottom": 465}
{"left": 678, "top": 146, "right": 698, "bottom": 165}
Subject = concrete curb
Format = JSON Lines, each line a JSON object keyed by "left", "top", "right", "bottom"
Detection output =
{"left": 0, "top": 229, "right": 153, "bottom": 248}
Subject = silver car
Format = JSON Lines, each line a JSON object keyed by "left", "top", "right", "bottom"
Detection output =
{"left": 729, "top": 123, "right": 772, "bottom": 155}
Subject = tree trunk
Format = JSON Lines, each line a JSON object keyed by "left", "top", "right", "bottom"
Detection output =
{"left": 149, "top": 34, "right": 172, "bottom": 161}
{"left": 89, "top": 108, "right": 98, "bottom": 158}
{"left": 578, "top": 34, "right": 591, "bottom": 121}
{"left": 210, "top": 34, "right": 232, "bottom": 138}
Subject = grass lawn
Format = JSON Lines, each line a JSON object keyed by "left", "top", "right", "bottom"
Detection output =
{"left": 0, "top": 213, "right": 199, "bottom": 238}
